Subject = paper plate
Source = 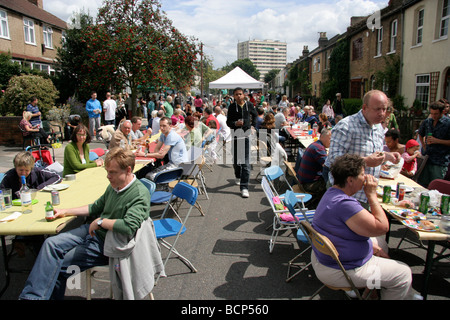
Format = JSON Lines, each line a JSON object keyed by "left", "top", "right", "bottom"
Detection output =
{"left": 43, "top": 184, "right": 70, "bottom": 192}
{"left": 389, "top": 208, "right": 425, "bottom": 220}
{"left": 401, "top": 219, "right": 439, "bottom": 232}
{"left": 12, "top": 199, "right": 39, "bottom": 206}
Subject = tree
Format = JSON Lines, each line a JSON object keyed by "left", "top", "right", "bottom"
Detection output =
{"left": 223, "top": 58, "right": 260, "bottom": 80}
{"left": 56, "top": 0, "right": 199, "bottom": 115}
{"left": 0, "top": 74, "right": 58, "bottom": 116}
{"left": 0, "top": 53, "right": 21, "bottom": 91}
{"left": 264, "top": 69, "right": 280, "bottom": 84}
{"left": 321, "top": 38, "right": 349, "bottom": 101}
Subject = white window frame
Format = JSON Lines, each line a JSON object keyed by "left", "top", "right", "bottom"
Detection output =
{"left": 415, "top": 74, "right": 430, "bottom": 109}
{"left": 0, "top": 9, "right": 10, "bottom": 39}
{"left": 440, "top": 0, "right": 449, "bottom": 38}
{"left": 43, "top": 25, "right": 53, "bottom": 48}
{"left": 375, "top": 27, "right": 383, "bottom": 57}
{"left": 23, "top": 18, "right": 36, "bottom": 45}
{"left": 416, "top": 9, "right": 424, "bottom": 45}
{"left": 390, "top": 20, "right": 397, "bottom": 53}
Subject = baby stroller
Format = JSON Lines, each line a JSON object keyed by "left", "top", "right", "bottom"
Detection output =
{"left": 26, "top": 144, "right": 55, "bottom": 168}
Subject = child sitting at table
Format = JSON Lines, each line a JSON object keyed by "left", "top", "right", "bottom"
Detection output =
{"left": 401, "top": 139, "right": 421, "bottom": 178}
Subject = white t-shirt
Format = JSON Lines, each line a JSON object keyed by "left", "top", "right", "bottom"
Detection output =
{"left": 103, "top": 99, "right": 117, "bottom": 121}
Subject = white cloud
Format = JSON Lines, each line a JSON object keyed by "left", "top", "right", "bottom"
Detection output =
{"left": 44, "top": 0, "right": 388, "bottom": 68}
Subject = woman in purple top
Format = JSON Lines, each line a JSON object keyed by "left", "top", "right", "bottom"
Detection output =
{"left": 311, "top": 154, "right": 415, "bottom": 300}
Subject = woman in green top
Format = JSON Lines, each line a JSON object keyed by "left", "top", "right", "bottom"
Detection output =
{"left": 63, "top": 124, "right": 103, "bottom": 177}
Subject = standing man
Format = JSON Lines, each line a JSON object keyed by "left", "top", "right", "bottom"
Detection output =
{"left": 26, "top": 96, "right": 41, "bottom": 128}
{"left": 418, "top": 101, "right": 450, "bottom": 187}
{"left": 103, "top": 92, "right": 117, "bottom": 127}
{"left": 86, "top": 91, "right": 102, "bottom": 140}
{"left": 332, "top": 93, "right": 345, "bottom": 118}
{"left": 19, "top": 148, "right": 159, "bottom": 300}
{"left": 325, "top": 90, "right": 401, "bottom": 206}
{"left": 226, "top": 87, "right": 258, "bottom": 198}
{"left": 214, "top": 105, "right": 231, "bottom": 143}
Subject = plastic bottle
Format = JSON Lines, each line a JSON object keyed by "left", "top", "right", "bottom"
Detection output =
{"left": 0, "top": 190, "right": 5, "bottom": 211}
{"left": 312, "top": 123, "right": 318, "bottom": 138}
{"left": 19, "top": 176, "right": 32, "bottom": 214}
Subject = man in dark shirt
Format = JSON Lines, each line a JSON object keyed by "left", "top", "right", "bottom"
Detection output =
{"left": 332, "top": 93, "right": 345, "bottom": 117}
{"left": 418, "top": 101, "right": 450, "bottom": 187}
{"left": 226, "top": 87, "right": 257, "bottom": 198}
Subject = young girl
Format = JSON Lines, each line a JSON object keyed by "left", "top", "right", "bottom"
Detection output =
{"left": 401, "top": 139, "right": 421, "bottom": 178}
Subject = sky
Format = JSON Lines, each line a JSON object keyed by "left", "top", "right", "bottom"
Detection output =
{"left": 43, "top": 0, "right": 389, "bottom": 69}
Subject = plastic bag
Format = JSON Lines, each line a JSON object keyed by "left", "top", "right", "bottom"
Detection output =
{"left": 380, "top": 158, "right": 404, "bottom": 179}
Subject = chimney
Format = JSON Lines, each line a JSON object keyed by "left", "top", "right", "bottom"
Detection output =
{"left": 27, "top": 0, "right": 43, "bottom": 9}
{"left": 318, "top": 32, "right": 328, "bottom": 47}
{"left": 302, "top": 45, "right": 309, "bottom": 57}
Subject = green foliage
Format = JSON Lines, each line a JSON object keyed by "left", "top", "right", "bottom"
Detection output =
{"left": 0, "top": 53, "right": 22, "bottom": 91}
{"left": 343, "top": 98, "right": 362, "bottom": 116}
{"left": 321, "top": 38, "right": 349, "bottom": 99}
{"left": 288, "top": 60, "right": 310, "bottom": 96}
{"left": 0, "top": 74, "right": 58, "bottom": 116}
{"left": 222, "top": 58, "right": 260, "bottom": 80}
{"left": 373, "top": 55, "right": 401, "bottom": 99}
{"left": 264, "top": 69, "right": 280, "bottom": 83}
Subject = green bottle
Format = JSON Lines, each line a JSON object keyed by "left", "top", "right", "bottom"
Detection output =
{"left": 45, "top": 201, "right": 54, "bottom": 221}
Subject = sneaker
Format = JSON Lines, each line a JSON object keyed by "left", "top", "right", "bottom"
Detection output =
{"left": 235, "top": 179, "right": 241, "bottom": 185}
{"left": 241, "top": 189, "right": 249, "bottom": 198}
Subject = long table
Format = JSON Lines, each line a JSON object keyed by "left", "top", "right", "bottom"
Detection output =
{"left": 0, "top": 166, "right": 114, "bottom": 297}
{"left": 377, "top": 174, "right": 450, "bottom": 299}
{"left": 285, "top": 127, "right": 316, "bottom": 149}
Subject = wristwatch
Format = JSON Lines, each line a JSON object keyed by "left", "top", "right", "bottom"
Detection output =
{"left": 97, "top": 219, "right": 104, "bottom": 228}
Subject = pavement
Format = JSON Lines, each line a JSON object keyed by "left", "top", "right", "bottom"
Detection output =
{"left": 0, "top": 128, "right": 449, "bottom": 304}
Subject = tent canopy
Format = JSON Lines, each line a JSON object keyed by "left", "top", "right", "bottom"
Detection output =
{"left": 209, "top": 67, "right": 264, "bottom": 89}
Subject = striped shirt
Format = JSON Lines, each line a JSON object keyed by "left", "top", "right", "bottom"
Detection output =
{"left": 26, "top": 103, "right": 41, "bottom": 126}
{"left": 325, "top": 110, "right": 385, "bottom": 203}
{"left": 297, "top": 140, "right": 327, "bottom": 184}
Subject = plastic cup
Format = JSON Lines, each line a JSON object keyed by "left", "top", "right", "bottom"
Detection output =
{"left": 2, "top": 188, "right": 12, "bottom": 209}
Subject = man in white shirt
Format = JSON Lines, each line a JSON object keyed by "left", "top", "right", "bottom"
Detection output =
{"left": 214, "top": 105, "right": 231, "bottom": 142}
{"left": 130, "top": 116, "right": 151, "bottom": 145}
{"left": 103, "top": 92, "right": 117, "bottom": 127}
{"left": 151, "top": 110, "right": 164, "bottom": 136}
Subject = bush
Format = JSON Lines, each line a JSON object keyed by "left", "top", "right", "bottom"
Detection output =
{"left": 343, "top": 98, "right": 362, "bottom": 116}
{"left": 0, "top": 74, "right": 59, "bottom": 116}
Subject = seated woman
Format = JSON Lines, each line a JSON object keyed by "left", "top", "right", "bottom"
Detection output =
{"left": 19, "top": 111, "right": 50, "bottom": 145}
{"left": 63, "top": 124, "right": 103, "bottom": 177}
{"left": 0, "top": 151, "right": 62, "bottom": 199}
{"left": 318, "top": 113, "right": 332, "bottom": 132}
{"left": 310, "top": 154, "right": 415, "bottom": 300}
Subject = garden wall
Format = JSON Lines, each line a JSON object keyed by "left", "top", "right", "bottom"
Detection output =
{"left": 0, "top": 116, "right": 25, "bottom": 146}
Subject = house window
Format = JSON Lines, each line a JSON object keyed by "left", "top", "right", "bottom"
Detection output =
{"left": 390, "top": 20, "right": 397, "bottom": 52}
{"left": 415, "top": 74, "right": 430, "bottom": 108}
{"left": 416, "top": 9, "right": 424, "bottom": 45}
{"left": 0, "top": 10, "right": 9, "bottom": 39}
{"left": 440, "top": 0, "right": 449, "bottom": 37}
{"left": 43, "top": 25, "right": 53, "bottom": 48}
{"left": 376, "top": 27, "right": 383, "bottom": 56}
{"left": 352, "top": 37, "right": 363, "bottom": 60}
{"left": 23, "top": 18, "right": 35, "bottom": 45}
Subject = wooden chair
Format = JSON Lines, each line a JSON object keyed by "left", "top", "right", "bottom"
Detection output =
{"left": 19, "top": 125, "right": 37, "bottom": 149}
{"left": 300, "top": 220, "right": 374, "bottom": 300}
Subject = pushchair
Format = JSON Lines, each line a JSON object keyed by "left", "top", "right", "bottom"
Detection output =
{"left": 26, "top": 144, "right": 56, "bottom": 168}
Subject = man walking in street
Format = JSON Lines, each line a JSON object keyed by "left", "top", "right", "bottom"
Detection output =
{"left": 226, "top": 87, "right": 258, "bottom": 198}
{"left": 103, "top": 92, "right": 117, "bottom": 127}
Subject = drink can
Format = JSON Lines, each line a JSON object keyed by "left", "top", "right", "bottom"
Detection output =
{"left": 51, "top": 191, "right": 60, "bottom": 206}
{"left": 396, "top": 182, "right": 404, "bottom": 199}
{"left": 398, "top": 185, "right": 406, "bottom": 201}
{"left": 441, "top": 194, "right": 450, "bottom": 215}
{"left": 383, "top": 185, "right": 391, "bottom": 203}
{"left": 419, "top": 192, "right": 430, "bottom": 214}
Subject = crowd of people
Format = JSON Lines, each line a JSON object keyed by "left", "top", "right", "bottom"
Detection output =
{"left": 6, "top": 87, "right": 450, "bottom": 300}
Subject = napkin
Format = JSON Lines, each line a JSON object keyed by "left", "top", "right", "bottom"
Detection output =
{"left": 0, "top": 211, "right": 22, "bottom": 223}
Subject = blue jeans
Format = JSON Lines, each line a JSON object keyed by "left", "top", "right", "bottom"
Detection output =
{"left": 233, "top": 135, "right": 250, "bottom": 191}
{"left": 19, "top": 224, "right": 108, "bottom": 300}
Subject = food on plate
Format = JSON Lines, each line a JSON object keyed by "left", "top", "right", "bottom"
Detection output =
{"left": 420, "top": 220, "right": 435, "bottom": 230}
{"left": 397, "top": 199, "right": 414, "bottom": 208}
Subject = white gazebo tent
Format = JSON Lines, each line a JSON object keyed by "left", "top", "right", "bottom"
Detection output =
{"left": 209, "top": 67, "right": 264, "bottom": 89}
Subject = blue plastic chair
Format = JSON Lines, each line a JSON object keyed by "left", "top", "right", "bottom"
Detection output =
{"left": 139, "top": 178, "right": 156, "bottom": 197}
{"left": 284, "top": 189, "right": 314, "bottom": 282}
{"left": 0, "top": 173, "right": 4, "bottom": 184}
{"left": 264, "top": 165, "right": 312, "bottom": 204}
{"left": 150, "top": 167, "right": 184, "bottom": 220}
{"left": 153, "top": 182, "right": 199, "bottom": 282}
